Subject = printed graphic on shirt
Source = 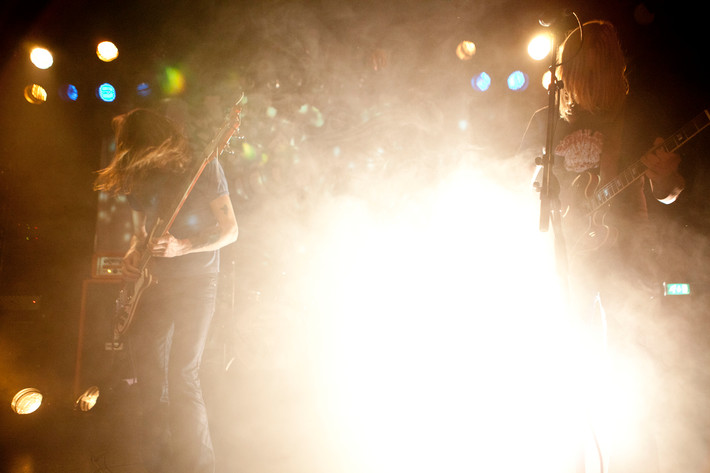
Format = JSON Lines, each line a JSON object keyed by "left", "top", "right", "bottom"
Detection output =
{"left": 555, "top": 129, "right": 604, "bottom": 173}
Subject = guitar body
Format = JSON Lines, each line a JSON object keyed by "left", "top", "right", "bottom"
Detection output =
{"left": 114, "top": 267, "right": 156, "bottom": 342}
{"left": 560, "top": 108, "right": 710, "bottom": 259}
{"left": 564, "top": 171, "right": 618, "bottom": 255}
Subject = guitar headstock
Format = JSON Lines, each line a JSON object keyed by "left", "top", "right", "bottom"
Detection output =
{"left": 208, "top": 92, "right": 245, "bottom": 160}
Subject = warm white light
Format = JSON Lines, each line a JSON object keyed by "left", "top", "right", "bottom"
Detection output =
{"left": 30, "top": 47, "right": 53, "bottom": 69}
{"left": 456, "top": 40, "right": 476, "bottom": 60}
{"left": 528, "top": 34, "right": 553, "bottom": 60}
{"left": 24, "top": 84, "right": 48, "bottom": 104}
{"left": 75, "top": 386, "right": 100, "bottom": 412}
{"left": 11, "top": 388, "right": 43, "bottom": 414}
{"left": 96, "top": 41, "right": 119, "bottom": 62}
{"left": 542, "top": 70, "right": 552, "bottom": 89}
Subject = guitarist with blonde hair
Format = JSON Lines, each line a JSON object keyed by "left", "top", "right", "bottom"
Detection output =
{"left": 528, "top": 18, "right": 690, "bottom": 473}
{"left": 95, "top": 107, "right": 238, "bottom": 473}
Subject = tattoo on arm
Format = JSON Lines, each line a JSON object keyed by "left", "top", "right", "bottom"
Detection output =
{"left": 220, "top": 204, "right": 229, "bottom": 215}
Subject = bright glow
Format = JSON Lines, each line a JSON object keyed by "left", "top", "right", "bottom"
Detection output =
{"left": 455, "top": 40, "right": 476, "bottom": 60}
{"left": 507, "top": 70, "right": 529, "bottom": 91}
{"left": 299, "top": 154, "right": 603, "bottom": 473}
{"left": 96, "top": 83, "right": 116, "bottom": 102}
{"left": 528, "top": 34, "right": 553, "bottom": 60}
{"left": 542, "top": 70, "right": 552, "bottom": 90}
{"left": 96, "top": 41, "right": 119, "bottom": 62}
{"left": 11, "top": 388, "right": 43, "bottom": 414}
{"left": 30, "top": 47, "right": 53, "bottom": 69}
{"left": 162, "top": 66, "right": 186, "bottom": 95}
{"left": 23, "top": 84, "right": 47, "bottom": 104}
{"left": 471, "top": 72, "right": 491, "bottom": 91}
{"left": 75, "top": 386, "right": 100, "bottom": 411}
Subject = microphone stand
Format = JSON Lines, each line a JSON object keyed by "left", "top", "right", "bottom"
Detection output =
{"left": 537, "top": 19, "right": 596, "bottom": 473}
{"left": 537, "top": 32, "right": 569, "bottom": 296}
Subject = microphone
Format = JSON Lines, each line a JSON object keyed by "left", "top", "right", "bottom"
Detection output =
{"left": 539, "top": 9, "right": 572, "bottom": 28}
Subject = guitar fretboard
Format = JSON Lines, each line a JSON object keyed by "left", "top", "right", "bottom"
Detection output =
{"left": 590, "top": 109, "right": 710, "bottom": 210}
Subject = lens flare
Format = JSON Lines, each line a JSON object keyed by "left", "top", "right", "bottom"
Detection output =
{"left": 162, "top": 67, "right": 186, "bottom": 95}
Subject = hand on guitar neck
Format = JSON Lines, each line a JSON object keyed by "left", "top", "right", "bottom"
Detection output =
{"left": 641, "top": 137, "right": 685, "bottom": 204}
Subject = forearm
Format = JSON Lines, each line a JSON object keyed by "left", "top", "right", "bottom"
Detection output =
{"left": 184, "top": 222, "right": 238, "bottom": 254}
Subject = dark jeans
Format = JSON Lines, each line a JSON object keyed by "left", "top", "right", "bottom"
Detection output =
{"left": 130, "top": 274, "right": 218, "bottom": 473}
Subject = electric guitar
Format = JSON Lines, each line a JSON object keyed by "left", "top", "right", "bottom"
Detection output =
{"left": 567, "top": 109, "right": 710, "bottom": 254}
{"left": 113, "top": 95, "right": 243, "bottom": 344}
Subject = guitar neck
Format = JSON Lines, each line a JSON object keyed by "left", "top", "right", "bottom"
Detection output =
{"left": 590, "top": 109, "right": 710, "bottom": 211}
{"left": 153, "top": 96, "right": 243, "bottom": 238}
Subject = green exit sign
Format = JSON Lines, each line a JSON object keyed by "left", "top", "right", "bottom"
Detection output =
{"left": 663, "top": 283, "right": 691, "bottom": 296}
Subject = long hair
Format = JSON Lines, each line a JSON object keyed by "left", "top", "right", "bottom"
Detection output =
{"left": 94, "top": 109, "right": 192, "bottom": 195}
{"left": 558, "top": 20, "right": 629, "bottom": 121}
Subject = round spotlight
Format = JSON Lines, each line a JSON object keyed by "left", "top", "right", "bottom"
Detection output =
{"left": 59, "top": 84, "right": 79, "bottom": 101}
{"left": 528, "top": 34, "right": 553, "bottom": 61}
{"left": 471, "top": 72, "right": 491, "bottom": 92}
{"left": 96, "top": 83, "right": 117, "bottom": 102}
{"left": 24, "top": 84, "right": 48, "bottom": 104}
{"left": 456, "top": 40, "right": 476, "bottom": 60}
{"left": 75, "top": 386, "right": 100, "bottom": 412}
{"left": 507, "top": 71, "right": 529, "bottom": 91}
{"left": 96, "top": 41, "right": 119, "bottom": 62}
{"left": 30, "top": 47, "right": 53, "bottom": 69}
{"left": 11, "top": 388, "right": 43, "bottom": 415}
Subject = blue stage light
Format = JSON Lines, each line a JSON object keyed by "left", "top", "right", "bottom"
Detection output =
{"left": 96, "top": 83, "right": 116, "bottom": 102}
{"left": 471, "top": 72, "right": 491, "bottom": 92}
{"left": 507, "top": 71, "right": 529, "bottom": 91}
{"left": 59, "top": 84, "right": 78, "bottom": 101}
{"left": 136, "top": 82, "right": 151, "bottom": 97}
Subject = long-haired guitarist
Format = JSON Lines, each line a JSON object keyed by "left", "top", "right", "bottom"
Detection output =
{"left": 553, "top": 20, "right": 685, "bottom": 312}
{"left": 521, "top": 19, "right": 687, "bottom": 473}
{"left": 94, "top": 107, "right": 238, "bottom": 473}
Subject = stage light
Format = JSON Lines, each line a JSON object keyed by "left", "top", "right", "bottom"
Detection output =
{"left": 11, "top": 388, "right": 43, "bottom": 415}
{"left": 96, "top": 41, "right": 119, "bottom": 62}
{"left": 23, "top": 84, "right": 47, "bottom": 104}
{"left": 507, "top": 70, "right": 529, "bottom": 91}
{"left": 136, "top": 82, "right": 151, "bottom": 97}
{"left": 471, "top": 72, "right": 491, "bottom": 92}
{"left": 30, "top": 47, "right": 53, "bottom": 69}
{"left": 96, "top": 83, "right": 116, "bottom": 102}
{"left": 75, "top": 386, "right": 100, "bottom": 412}
{"left": 528, "top": 34, "right": 553, "bottom": 60}
{"left": 456, "top": 40, "right": 476, "bottom": 60}
{"left": 59, "top": 84, "right": 79, "bottom": 101}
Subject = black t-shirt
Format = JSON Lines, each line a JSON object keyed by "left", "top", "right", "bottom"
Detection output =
{"left": 127, "top": 159, "right": 229, "bottom": 279}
